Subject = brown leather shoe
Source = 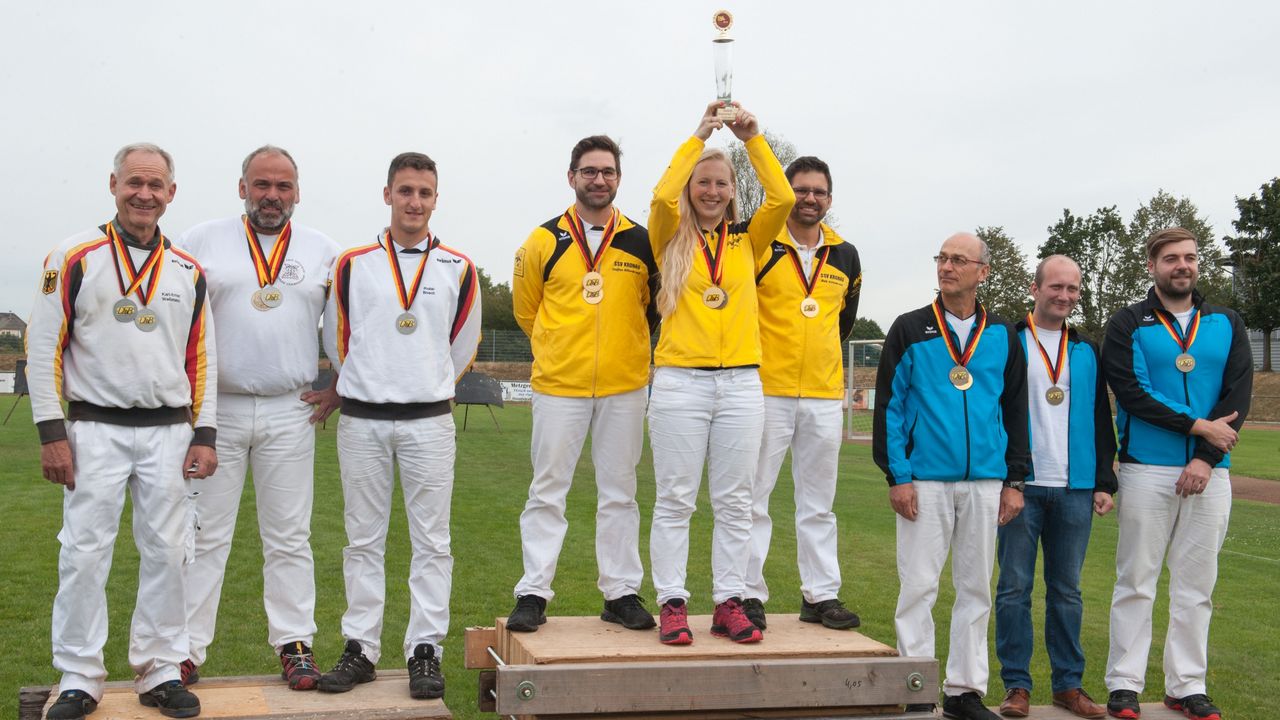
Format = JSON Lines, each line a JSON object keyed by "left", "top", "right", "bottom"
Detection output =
{"left": 999, "top": 687, "right": 1030, "bottom": 717}
{"left": 1053, "top": 688, "right": 1106, "bottom": 719}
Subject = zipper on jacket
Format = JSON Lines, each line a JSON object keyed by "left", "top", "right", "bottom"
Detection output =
{"left": 962, "top": 390, "right": 971, "bottom": 481}
{"left": 1182, "top": 370, "right": 1192, "bottom": 463}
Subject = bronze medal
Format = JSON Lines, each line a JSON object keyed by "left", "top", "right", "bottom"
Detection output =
{"left": 703, "top": 285, "right": 728, "bottom": 309}
{"left": 1045, "top": 386, "right": 1065, "bottom": 406}
{"left": 800, "top": 296, "right": 820, "bottom": 318}
{"left": 112, "top": 298, "right": 137, "bottom": 322}
{"left": 395, "top": 311, "right": 418, "bottom": 335}
{"left": 949, "top": 365, "right": 973, "bottom": 391}
{"left": 134, "top": 308, "right": 159, "bottom": 332}
{"left": 1175, "top": 352, "right": 1196, "bottom": 373}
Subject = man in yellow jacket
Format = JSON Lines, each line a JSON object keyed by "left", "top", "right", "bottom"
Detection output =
{"left": 744, "top": 156, "right": 862, "bottom": 631}
{"left": 507, "top": 136, "right": 659, "bottom": 632}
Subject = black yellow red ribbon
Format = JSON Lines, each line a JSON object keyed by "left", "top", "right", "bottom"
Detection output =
{"left": 384, "top": 231, "right": 432, "bottom": 311}
{"left": 931, "top": 297, "right": 987, "bottom": 367}
{"left": 699, "top": 221, "right": 729, "bottom": 287}
{"left": 243, "top": 216, "right": 293, "bottom": 288}
{"left": 562, "top": 207, "right": 619, "bottom": 273}
{"left": 107, "top": 222, "right": 166, "bottom": 305}
{"left": 1026, "top": 313, "right": 1068, "bottom": 385}
{"left": 786, "top": 244, "right": 830, "bottom": 298}
{"left": 1154, "top": 308, "right": 1201, "bottom": 353}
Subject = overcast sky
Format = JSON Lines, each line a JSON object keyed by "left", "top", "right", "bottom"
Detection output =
{"left": 4, "top": 1, "right": 1278, "bottom": 330}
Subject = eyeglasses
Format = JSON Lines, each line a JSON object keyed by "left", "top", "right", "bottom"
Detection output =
{"left": 792, "top": 187, "right": 830, "bottom": 199}
{"left": 933, "top": 254, "right": 986, "bottom": 269}
{"left": 574, "top": 166, "right": 618, "bottom": 181}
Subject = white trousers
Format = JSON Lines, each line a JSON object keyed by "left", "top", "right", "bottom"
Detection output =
{"left": 746, "top": 396, "right": 843, "bottom": 604}
{"left": 1106, "top": 463, "right": 1231, "bottom": 698}
{"left": 185, "top": 389, "right": 317, "bottom": 664}
{"left": 514, "top": 388, "right": 646, "bottom": 601}
{"left": 894, "top": 479, "right": 1002, "bottom": 697}
{"left": 52, "top": 421, "right": 195, "bottom": 699}
{"left": 336, "top": 413, "right": 455, "bottom": 663}
{"left": 648, "top": 367, "right": 764, "bottom": 605}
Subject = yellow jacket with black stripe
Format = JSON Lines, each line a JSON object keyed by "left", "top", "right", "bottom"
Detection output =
{"left": 513, "top": 208, "right": 656, "bottom": 397}
{"left": 755, "top": 224, "right": 861, "bottom": 399}
{"left": 650, "top": 135, "right": 795, "bottom": 368}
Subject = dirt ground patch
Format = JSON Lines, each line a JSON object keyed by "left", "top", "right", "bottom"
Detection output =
{"left": 1232, "top": 475, "right": 1280, "bottom": 504}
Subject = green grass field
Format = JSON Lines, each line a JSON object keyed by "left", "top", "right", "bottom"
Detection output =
{"left": 1229, "top": 427, "right": 1280, "bottom": 481}
{"left": 2, "top": 397, "right": 1277, "bottom": 719}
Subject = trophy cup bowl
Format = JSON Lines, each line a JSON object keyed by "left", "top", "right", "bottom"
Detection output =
{"left": 712, "top": 10, "right": 738, "bottom": 122}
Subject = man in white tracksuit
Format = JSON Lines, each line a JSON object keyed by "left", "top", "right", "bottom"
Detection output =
{"left": 177, "top": 145, "right": 341, "bottom": 690}
{"left": 28, "top": 143, "right": 216, "bottom": 720}
{"left": 317, "top": 152, "right": 481, "bottom": 701}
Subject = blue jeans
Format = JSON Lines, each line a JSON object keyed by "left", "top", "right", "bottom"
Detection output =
{"left": 995, "top": 485, "right": 1095, "bottom": 692}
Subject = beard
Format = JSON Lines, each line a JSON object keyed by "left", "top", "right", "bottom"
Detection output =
{"left": 575, "top": 185, "right": 616, "bottom": 212}
{"left": 1155, "top": 271, "right": 1196, "bottom": 300}
{"left": 246, "top": 198, "right": 294, "bottom": 233}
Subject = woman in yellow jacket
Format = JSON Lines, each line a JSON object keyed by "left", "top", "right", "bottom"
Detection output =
{"left": 648, "top": 101, "right": 795, "bottom": 645}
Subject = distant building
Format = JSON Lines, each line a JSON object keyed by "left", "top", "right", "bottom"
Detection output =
{"left": 0, "top": 312, "right": 25, "bottom": 340}
{"left": 1248, "top": 329, "right": 1279, "bottom": 371}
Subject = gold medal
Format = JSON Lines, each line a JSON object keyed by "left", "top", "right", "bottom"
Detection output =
{"left": 1027, "top": 313, "right": 1071, "bottom": 407}
{"left": 949, "top": 365, "right": 972, "bottom": 390}
{"left": 1155, "top": 310, "right": 1201, "bottom": 376}
{"left": 582, "top": 271, "right": 603, "bottom": 291}
{"left": 260, "top": 283, "right": 283, "bottom": 309}
{"left": 564, "top": 208, "right": 619, "bottom": 305}
{"left": 703, "top": 285, "right": 728, "bottom": 309}
{"left": 1045, "top": 386, "right": 1065, "bottom": 406}
{"left": 800, "top": 296, "right": 820, "bottom": 318}
{"left": 582, "top": 286, "right": 603, "bottom": 305}
{"left": 396, "top": 311, "right": 418, "bottom": 335}
{"left": 933, "top": 300, "right": 987, "bottom": 393}
{"left": 134, "top": 308, "right": 159, "bottom": 332}
{"left": 1175, "top": 352, "right": 1196, "bottom": 373}
{"left": 112, "top": 298, "right": 137, "bottom": 322}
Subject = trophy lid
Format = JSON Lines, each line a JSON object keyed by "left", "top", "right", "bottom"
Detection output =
{"left": 713, "top": 10, "right": 734, "bottom": 33}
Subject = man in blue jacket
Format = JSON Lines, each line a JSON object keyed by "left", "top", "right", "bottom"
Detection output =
{"left": 1101, "top": 228, "right": 1250, "bottom": 720}
{"left": 873, "top": 232, "right": 1030, "bottom": 720}
{"left": 995, "top": 255, "right": 1115, "bottom": 719}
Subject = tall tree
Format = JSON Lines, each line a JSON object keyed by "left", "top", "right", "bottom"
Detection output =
{"left": 1128, "top": 189, "right": 1230, "bottom": 306}
{"left": 976, "top": 226, "right": 1032, "bottom": 322}
{"left": 476, "top": 266, "right": 519, "bottom": 332}
{"left": 726, "top": 130, "right": 797, "bottom": 220}
{"left": 1038, "top": 206, "right": 1132, "bottom": 338}
{"left": 849, "top": 317, "right": 884, "bottom": 340}
{"left": 1225, "top": 178, "right": 1280, "bottom": 371}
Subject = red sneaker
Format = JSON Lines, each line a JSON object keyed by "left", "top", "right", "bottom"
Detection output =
{"left": 179, "top": 659, "right": 199, "bottom": 686}
{"left": 711, "top": 597, "right": 763, "bottom": 643}
{"left": 280, "top": 641, "right": 321, "bottom": 690}
{"left": 659, "top": 599, "right": 693, "bottom": 645}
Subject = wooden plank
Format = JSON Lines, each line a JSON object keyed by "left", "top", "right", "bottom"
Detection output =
{"left": 37, "top": 671, "right": 451, "bottom": 719}
{"left": 503, "top": 615, "right": 896, "bottom": 665}
{"left": 1011, "top": 703, "right": 1186, "bottom": 720}
{"left": 464, "top": 626, "right": 498, "bottom": 669}
{"left": 530, "top": 706, "right": 904, "bottom": 719}
{"left": 494, "top": 656, "right": 939, "bottom": 715}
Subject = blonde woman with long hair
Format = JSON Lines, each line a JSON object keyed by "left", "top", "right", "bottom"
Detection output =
{"left": 647, "top": 101, "right": 795, "bottom": 646}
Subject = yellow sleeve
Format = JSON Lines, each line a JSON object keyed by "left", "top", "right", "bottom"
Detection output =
{"left": 649, "top": 136, "right": 706, "bottom": 263}
{"left": 512, "top": 227, "right": 546, "bottom": 338}
{"left": 745, "top": 134, "right": 797, "bottom": 259}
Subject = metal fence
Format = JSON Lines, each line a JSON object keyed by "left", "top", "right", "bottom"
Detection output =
{"left": 475, "top": 329, "right": 534, "bottom": 363}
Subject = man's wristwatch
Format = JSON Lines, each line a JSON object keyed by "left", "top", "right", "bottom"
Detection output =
{"left": 1003, "top": 479, "right": 1026, "bottom": 492}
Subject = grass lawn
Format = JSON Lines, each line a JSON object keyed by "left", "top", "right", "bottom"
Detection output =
{"left": 1229, "top": 426, "right": 1280, "bottom": 481}
{"left": 0, "top": 397, "right": 1276, "bottom": 719}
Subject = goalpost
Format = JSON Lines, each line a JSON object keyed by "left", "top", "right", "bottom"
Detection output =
{"left": 845, "top": 339, "right": 882, "bottom": 440}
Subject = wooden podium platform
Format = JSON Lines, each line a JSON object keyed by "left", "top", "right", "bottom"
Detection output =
{"left": 466, "top": 615, "right": 940, "bottom": 718}
{"left": 23, "top": 671, "right": 451, "bottom": 720}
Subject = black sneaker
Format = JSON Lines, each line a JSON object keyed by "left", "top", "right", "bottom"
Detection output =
{"left": 1164, "top": 693, "right": 1221, "bottom": 720}
{"left": 318, "top": 639, "right": 377, "bottom": 693}
{"left": 800, "top": 598, "right": 861, "bottom": 630}
{"left": 942, "top": 691, "right": 999, "bottom": 720}
{"left": 46, "top": 690, "right": 97, "bottom": 720}
{"left": 138, "top": 680, "right": 201, "bottom": 718}
{"left": 1108, "top": 689, "right": 1141, "bottom": 719}
{"left": 507, "top": 594, "right": 547, "bottom": 632}
{"left": 601, "top": 594, "right": 657, "bottom": 630}
{"left": 408, "top": 643, "right": 445, "bottom": 699}
{"left": 742, "top": 598, "right": 767, "bottom": 630}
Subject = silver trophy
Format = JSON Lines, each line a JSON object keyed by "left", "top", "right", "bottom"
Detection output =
{"left": 712, "top": 10, "right": 738, "bottom": 122}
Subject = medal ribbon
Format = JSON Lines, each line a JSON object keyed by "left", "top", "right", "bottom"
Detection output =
{"left": 106, "top": 222, "right": 166, "bottom": 306}
{"left": 1026, "top": 313, "right": 1068, "bottom": 385}
{"left": 242, "top": 216, "right": 293, "bottom": 288}
{"left": 785, "top": 244, "right": 830, "bottom": 297}
{"left": 699, "top": 221, "right": 729, "bottom": 287}
{"left": 1153, "top": 308, "right": 1201, "bottom": 353}
{"left": 384, "top": 232, "right": 432, "bottom": 311}
{"left": 562, "top": 207, "right": 620, "bottom": 273}
{"left": 930, "top": 297, "right": 987, "bottom": 367}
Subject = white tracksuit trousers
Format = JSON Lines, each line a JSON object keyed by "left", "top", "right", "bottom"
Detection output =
{"left": 514, "top": 388, "right": 647, "bottom": 602}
